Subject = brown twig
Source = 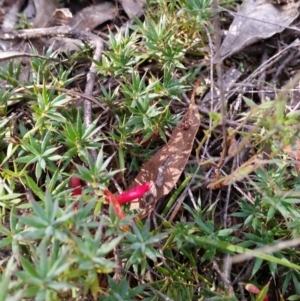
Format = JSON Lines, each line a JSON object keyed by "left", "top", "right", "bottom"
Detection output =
{"left": 12, "top": 84, "right": 107, "bottom": 110}
{"left": 212, "top": 0, "right": 227, "bottom": 170}
{"left": 83, "top": 36, "right": 103, "bottom": 161}
{"left": 212, "top": 259, "right": 234, "bottom": 292}
{"left": 258, "top": 49, "right": 268, "bottom": 102}
{"left": 203, "top": 24, "right": 216, "bottom": 160}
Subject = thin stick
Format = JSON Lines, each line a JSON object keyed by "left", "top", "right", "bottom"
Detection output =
{"left": 212, "top": 0, "right": 227, "bottom": 169}
{"left": 12, "top": 84, "right": 107, "bottom": 110}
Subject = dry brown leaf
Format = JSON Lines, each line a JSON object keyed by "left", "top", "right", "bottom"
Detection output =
{"left": 32, "top": 0, "right": 58, "bottom": 28}
{"left": 69, "top": 3, "right": 117, "bottom": 32}
{"left": 214, "top": 0, "right": 300, "bottom": 62}
{"left": 129, "top": 83, "right": 200, "bottom": 217}
{"left": 118, "top": 0, "right": 146, "bottom": 18}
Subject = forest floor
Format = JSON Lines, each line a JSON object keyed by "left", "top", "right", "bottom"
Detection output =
{"left": 1, "top": 0, "right": 300, "bottom": 300}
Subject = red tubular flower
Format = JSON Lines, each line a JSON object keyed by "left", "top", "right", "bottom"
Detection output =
{"left": 104, "top": 182, "right": 153, "bottom": 225}
{"left": 116, "top": 182, "right": 153, "bottom": 204}
{"left": 69, "top": 175, "right": 153, "bottom": 217}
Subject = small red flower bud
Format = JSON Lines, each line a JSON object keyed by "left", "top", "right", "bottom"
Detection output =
{"left": 245, "top": 283, "right": 269, "bottom": 301}
{"left": 69, "top": 176, "right": 82, "bottom": 211}
{"left": 245, "top": 284, "right": 261, "bottom": 295}
{"left": 69, "top": 176, "right": 82, "bottom": 196}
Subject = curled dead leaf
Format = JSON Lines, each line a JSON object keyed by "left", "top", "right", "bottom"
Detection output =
{"left": 44, "top": 8, "right": 73, "bottom": 27}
